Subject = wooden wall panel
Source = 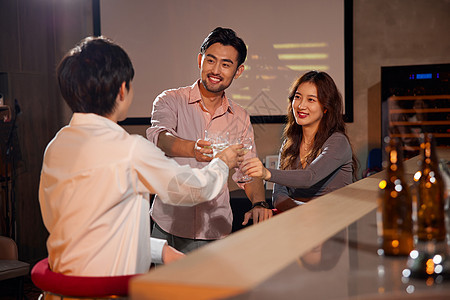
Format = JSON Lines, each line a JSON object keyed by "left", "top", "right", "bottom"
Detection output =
{"left": 17, "top": 0, "right": 53, "bottom": 73}
{"left": 0, "top": 1, "right": 20, "bottom": 71}
{"left": 10, "top": 71, "right": 59, "bottom": 261}
{"left": 0, "top": 0, "right": 93, "bottom": 262}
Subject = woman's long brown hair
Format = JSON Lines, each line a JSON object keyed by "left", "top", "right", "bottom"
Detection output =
{"left": 279, "top": 71, "right": 358, "bottom": 180}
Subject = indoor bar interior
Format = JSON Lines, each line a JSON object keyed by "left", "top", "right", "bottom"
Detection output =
{"left": 0, "top": 0, "right": 449, "bottom": 299}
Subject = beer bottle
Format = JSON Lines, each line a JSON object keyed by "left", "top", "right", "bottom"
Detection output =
{"left": 378, "top": 137, "right": 414, "bottom": 255}
{"left": 415, "top": 133, "right": 446, "bottom": 242}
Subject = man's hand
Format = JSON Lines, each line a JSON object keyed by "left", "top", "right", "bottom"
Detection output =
{"left": 242, "top": 206, "right": 273, "bottom": 225}
{"left": 162, "top": 244, "right": 184, "bottom": 264}
{"left": 215, "top": 144, "right": 244, "bottom": 169}
{"left": 194, "top": 139, "right": 213, "bottom": 162}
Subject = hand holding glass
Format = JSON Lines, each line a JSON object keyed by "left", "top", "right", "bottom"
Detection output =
{"left": 203, "top": 130, "right": 230, "bottom": 158}
{"left": 235, "top": 137, "right": 253, "bottom": 183}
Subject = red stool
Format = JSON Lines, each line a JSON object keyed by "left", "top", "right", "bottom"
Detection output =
{"left": 31, "top": 258, "right": 136, "bottom": 299}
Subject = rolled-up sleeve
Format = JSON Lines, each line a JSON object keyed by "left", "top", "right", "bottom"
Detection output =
{"left": 146, "top": 91, "right": 179, "bottom": 145}
{"left": 150, "top": 237, "right": 167, "bottom": 264}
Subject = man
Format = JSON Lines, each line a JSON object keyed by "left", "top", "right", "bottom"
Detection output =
{"left": 39, "top": 36, "right": 242, "bottom": 276}
{"left": 147, "top": 27, "right": 272, "bottom": 253}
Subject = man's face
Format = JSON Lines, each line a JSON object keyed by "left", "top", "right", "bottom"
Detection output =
{"left": 198, "top": 43, "right": 244, "bottom": 95}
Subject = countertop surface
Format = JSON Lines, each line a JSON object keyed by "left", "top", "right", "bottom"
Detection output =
{"left": 131, "top": 148, "right": 450, "bottom": 300}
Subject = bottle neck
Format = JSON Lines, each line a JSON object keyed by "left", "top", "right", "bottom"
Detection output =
{"left": 387, "top": 148, "right": 404, "bottom": 176}
{"left": 421, "top": 135, "right": 439, "bottom": 170}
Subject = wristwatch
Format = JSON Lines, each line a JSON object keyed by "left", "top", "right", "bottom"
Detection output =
{"left": 251, "top": 201, "right": 270, "bottom": 209}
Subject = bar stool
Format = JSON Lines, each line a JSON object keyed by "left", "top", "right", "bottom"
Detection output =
{"left": 0, "top": 236, "right": 30, "bottom": 299}
{"left": 31, "top": 258, "right": 136, "bottom": 299}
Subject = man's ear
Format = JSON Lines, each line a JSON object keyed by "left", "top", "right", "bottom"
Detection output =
{"left": 197, "top": 53, "right": 203, "bottom": 69}
{"left": 119, "top": 82, "right": 126, "bottom": 101}
{"left": 234, "top": 64, "right": 245, "bottom": 79}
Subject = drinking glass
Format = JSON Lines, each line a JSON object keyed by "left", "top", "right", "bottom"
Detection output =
{"left": 204, "top": 130, "right": 229, "bottom": 157}
{"left": 203, "top": 130, "right": 215, "bottom": 158}
{"left": 235, "top": 137, "right": 253, "bottom": 183}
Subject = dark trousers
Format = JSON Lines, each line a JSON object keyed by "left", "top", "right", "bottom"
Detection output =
{"left": 151, "top": 222, "right": 213, "bottom": 254}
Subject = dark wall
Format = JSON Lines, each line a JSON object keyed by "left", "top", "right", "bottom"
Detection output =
{"left": 0, "top": 0, "right": 93, "bottom": 263}
{"left": 352, "top": 0, "right": 450, "bottom": 170}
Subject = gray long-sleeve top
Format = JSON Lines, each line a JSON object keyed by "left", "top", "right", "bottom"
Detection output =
{"left": 269, "top": 132, "right": 353, "bottom": 207}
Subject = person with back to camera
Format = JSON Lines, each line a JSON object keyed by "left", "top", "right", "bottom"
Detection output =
{"left": 38, "top": 36, "right": 244, "bottom": 277}
{"left": 241, "top": 70, "right": 359, "bottom": 212}
{"left": 147, "top": 27, "right": 272, "bottom": 254}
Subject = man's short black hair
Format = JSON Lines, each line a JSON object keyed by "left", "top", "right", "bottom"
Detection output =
{"left": 57, "top": 36, "right": 134, "bottom": 116}
{"left": 200, "top": 27, "right": 247, "bottom": 67}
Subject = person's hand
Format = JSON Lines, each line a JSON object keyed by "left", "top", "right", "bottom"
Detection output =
{"left": 242, "top": 206, "right": 273, "bottom": 225}
{"left": 194, "top": 139, "right": 213, "bottom": 162}
{"left": 241, "top": 157, "right": 271, "bottom": 181}
{"left": 215, "top": 144, "right": 244, "bottom": 169}
{"left": 162, "top": 244, "right": 184, "bottom": 264}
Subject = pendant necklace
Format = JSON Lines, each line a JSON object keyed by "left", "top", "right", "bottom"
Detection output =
{"left": 303, "top": 139, "right": 313, "bottom": 152}
{"left": 301, "top": 139, "right": 313, "bottom": 167}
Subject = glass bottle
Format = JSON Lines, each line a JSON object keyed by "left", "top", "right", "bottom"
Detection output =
{"left": 415, "top": 133, "right": 446, "bottom": 242}
{"left": 378, "top": 137, "right": 414, "bottom": 256}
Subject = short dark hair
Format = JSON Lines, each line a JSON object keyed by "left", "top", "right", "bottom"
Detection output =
{"left": 57, "top": 36, "right": 134, "bottom": 116}
{"left": 200, "top": 27, "right": 247, "bottom": 66}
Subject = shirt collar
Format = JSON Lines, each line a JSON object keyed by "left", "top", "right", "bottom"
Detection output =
{"left": 70, "top": 113, "right": 126, "bottom": 132}
{"left": 189, "top": 80, "right": 234, "bottom": 114}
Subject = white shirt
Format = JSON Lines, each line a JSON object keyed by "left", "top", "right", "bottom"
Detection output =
{"left": 39, "top": 113, "right": 229, "bottom": 276}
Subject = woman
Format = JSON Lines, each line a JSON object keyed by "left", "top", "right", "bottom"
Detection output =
{"left": 242, "top": 71, "right": 358, "bottom": 212}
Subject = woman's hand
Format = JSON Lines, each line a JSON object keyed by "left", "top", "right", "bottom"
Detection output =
{"left": 241, "top": 158, "right": 271, "bottom": 181}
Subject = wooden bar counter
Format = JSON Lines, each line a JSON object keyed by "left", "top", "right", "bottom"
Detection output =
{"left": 130, "top": 149, "right": 450, "bottom": 300}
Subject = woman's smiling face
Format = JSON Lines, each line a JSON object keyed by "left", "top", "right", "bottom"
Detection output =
{"left": 292, "top": 82, "right": 324, "bottom": 130}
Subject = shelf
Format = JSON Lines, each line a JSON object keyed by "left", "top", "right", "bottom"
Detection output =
{"left": 389, "top": 120, "right": 450, "bottom": 126}
{"left": 387, "top": 93, "right": 449, "bottom": 158}
{"left": 389, "top": 108, "right": 450, "bottom": 113}
{"left": 381, "top": 64, "right": 450, "bottom": 160}
{"left": 389, "top": 133, "right": 450, "bottom": 138}
{"left": 389, "top": 145, "right": 450, "bottom": 151}
{"left": 389, "top": 95, "right": 450, "bottom": 100}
